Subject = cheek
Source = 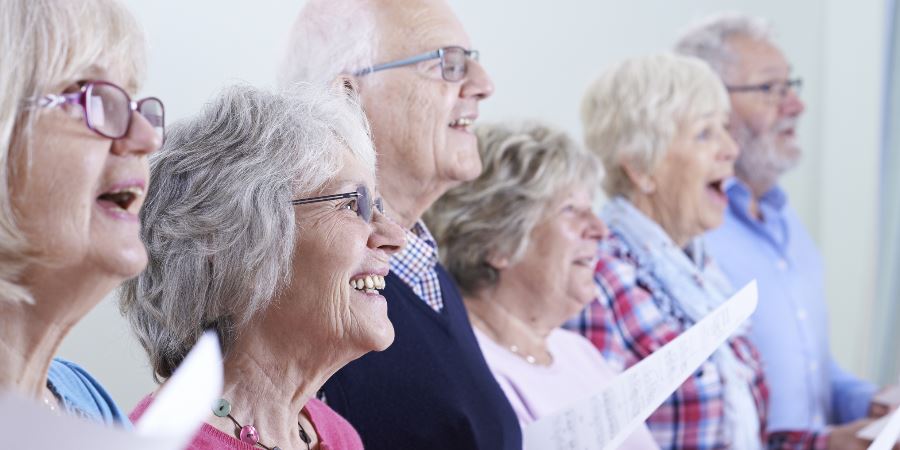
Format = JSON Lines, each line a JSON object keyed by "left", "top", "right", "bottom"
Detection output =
{"left": 12, "top": 137, "right": 106, "bottom": 260}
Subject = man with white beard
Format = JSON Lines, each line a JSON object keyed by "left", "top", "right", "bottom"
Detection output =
{"left": 677, "top": 13, "right": 895, "bottom": 450}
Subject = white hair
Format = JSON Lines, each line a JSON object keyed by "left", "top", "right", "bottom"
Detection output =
{"left": 581, "top": 53, "right": 730, "bottom": 197}
{"left": 119, "top": 84, "right": 375, "bottom": 380}
{"left": 278, "top": 0, "right": 378, "bottom": 88}
{"left": 674, "top": 12, "right": 773, "bottom": 79}
{"left": 0, "top": 0, "right": 147, "bottom": 303}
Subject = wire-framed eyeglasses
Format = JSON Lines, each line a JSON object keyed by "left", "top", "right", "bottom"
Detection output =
{"left": 726, "top": 78, "right": 803, "bottom": 103}
{"left": 291, "top": 185, "right": 384, "bottom": 224}
{"left": 354, "top": 46, "right": 479, "bottom": 82}
{"left": 30, "top": 80, "right": 165, "bottom": 142}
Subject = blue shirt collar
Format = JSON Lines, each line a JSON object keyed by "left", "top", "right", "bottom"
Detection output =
{"left": 725, "top": 178, "right": 787, "bottom": 217}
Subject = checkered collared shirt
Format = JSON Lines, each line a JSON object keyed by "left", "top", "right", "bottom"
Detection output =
{"left": 389, "top": 221, "right": 443, "bottom": 311}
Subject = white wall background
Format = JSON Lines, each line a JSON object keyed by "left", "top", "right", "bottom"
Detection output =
{"left": 57, "top": 0, "right": 892, "bottom": 410}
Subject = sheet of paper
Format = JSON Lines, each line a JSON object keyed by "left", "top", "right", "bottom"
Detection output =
{"left": 0, "top": 330, "right": 222, "bottom": 450}
{"left": 524, "top": 281, "right": 758, "bottom": 450}
{"left": 858, "top": 406, "right": 900, "bottom": 448}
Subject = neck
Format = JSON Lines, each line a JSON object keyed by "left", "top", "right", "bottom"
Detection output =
{"left": 0, "top": 264, "right": 114, "bottom": 399}
{"left": 628, "top": 192, "right": 693, "bottom": 248}
{"left": 738, "top": 176, "right": 775, "bottom": 221}
{"left": 207, "top": 319, "right": 353, "bottom": 448}
{"left": 381, "top": 173, "right": 454, "bottom": 231}
{"left": 464, "top": 286, "right": 556, "bottom": 366}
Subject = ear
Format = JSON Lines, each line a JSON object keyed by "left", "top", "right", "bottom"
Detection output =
{"left": 621, "top": 159, "right": 656, "bottom": 194}
{"left": 485, "top": 253, "right": 510, "bottom": 271}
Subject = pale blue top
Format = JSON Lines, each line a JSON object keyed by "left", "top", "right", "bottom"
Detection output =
{"left": 705, "top": 180, "right": 876, "bottom": 432}
{"left": 46, "top": 358, "right": 130, "bottom": 427}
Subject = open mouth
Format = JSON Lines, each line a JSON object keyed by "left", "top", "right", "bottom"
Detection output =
{"left": 573, "top": 256, "right": 595, "bottom": 268}
{"left": 97, "top": 186, "right": 143, "bottom": 214}
{"left": 706, "top": 178, "right": 728, "bottom": 205}
{"left": 349, "top": 274, "right": 386, "bottom": 295}
{"left": 449, "top": 117, "right": 474, "bottom": 132}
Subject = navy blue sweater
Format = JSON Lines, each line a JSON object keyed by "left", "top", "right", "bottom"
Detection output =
{"left": 322, "top": 264, "right": 522, "bottom": 450}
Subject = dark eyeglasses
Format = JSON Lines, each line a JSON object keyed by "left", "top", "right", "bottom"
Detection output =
{"left": 354, "top": 46, "right": 480, "bottom": 82}
{"left": 726, "top": 78, "right": 803, "bottom": 103}
{"left": 31, "top": 80, "right": 165, "bottom": 142}
{"left": 291, "top": 185, "right": 384, "bottom": 224}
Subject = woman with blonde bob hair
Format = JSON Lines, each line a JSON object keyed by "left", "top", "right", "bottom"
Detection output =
{"left": 0, "top": 0, "right": 163, "bottom": 424}
{"left": 427, "top": 121, "right": 659, "bottom": 449}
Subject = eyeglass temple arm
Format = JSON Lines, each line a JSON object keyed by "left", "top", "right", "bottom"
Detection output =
{"left": 33, "top": 92, "right": 81, "bottom": 108}
{"left": 353, "top": 50, "right": 442, "bottom": 76}
{"left": 290, "top": 191, "right": 358, "bottom": 205}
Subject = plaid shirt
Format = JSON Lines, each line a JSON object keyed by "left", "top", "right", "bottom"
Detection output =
{"left": 565, "top": 234, "right": 829, "bottom": 450}
{"left": 389, "top": 221, "right": 443, "bottom": 311}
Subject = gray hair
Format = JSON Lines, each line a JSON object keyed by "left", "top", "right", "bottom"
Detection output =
{"left": 119, "top": 84, "right": 375, "bottom": 380}
{"left": 425, "top": 121, "right": 601, "bottom": 296}
{"left": 674, "top": 12, "right": 773, "bottom": 79}
{"left": 0, "top": 0, "right": 146, "bottom": 303}
{"left": 278, "top": 0, "right": 378, "bottom": 88}
{"left": 581, "top": 53, "right": 730, "bottom": 198}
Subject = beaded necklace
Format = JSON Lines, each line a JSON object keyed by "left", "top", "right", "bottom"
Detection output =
{"left": 212, "top": 398, "right": 311, "bottom": 450}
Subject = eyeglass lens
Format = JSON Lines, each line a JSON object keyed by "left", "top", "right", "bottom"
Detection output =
{"left": 85, "top": 82, "right": 165, "bottom": 141}
{"left": 354, "top": 185, "right": 386, "bottom": 223}
{"left": 441, "top": 47, "right": 469, "bottom": 82}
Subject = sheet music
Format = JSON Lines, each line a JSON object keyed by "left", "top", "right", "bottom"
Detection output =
{"left": 858, "top": 406, "right": 900, "bottom": 448}
{"left": 524, "top": 281, "right": 758, "bottom": 450}
{"left": 0, "top": 330, "right": 222, "bottom": 450}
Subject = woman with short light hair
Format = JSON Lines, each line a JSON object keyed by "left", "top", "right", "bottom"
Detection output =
{"left": 123, "top": 83, "right": 404, "bottom": 450}
{"left": 565, "top": 53, "right": 768, "bottom": 449}
{"left": 0, "top": 0, "right": 163, "bottom": 425}
{"left": 427, "top": 121, "right": 659, "bottom": 449}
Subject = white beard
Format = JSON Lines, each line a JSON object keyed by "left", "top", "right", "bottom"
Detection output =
{"left": 732, "top": 119, "right": 801, "bottom": 192}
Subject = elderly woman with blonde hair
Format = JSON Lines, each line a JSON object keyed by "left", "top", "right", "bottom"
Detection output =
{"left": 122, "top": 83, "right": 404, "bottom": 450}
{"left": 0, "top": 0, "right": 163, "bottom": 424}
{"left": 427, "top": 122, "right": 659, "bottom": 449}
{"left": 563, "top": 53, "right": 772, "bottom": 449}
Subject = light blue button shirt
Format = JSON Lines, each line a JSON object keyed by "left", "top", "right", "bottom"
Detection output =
{"left": 705, "top": 180, "right": 875, "bottom": 432}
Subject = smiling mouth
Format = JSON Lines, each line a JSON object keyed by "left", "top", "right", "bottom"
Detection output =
{"left": 97, "top": 187, "right": 143, "bottom": 213}
{"left": 573, "top": 256, "right": 595, "bottom": 267}
{"left": 449, "top": 117, "right": 474, "bottom": 131}
{"left": 349, "top": 274, "right": 386, "bottom": 295}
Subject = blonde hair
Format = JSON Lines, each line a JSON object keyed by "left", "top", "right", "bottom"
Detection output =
{"left": 0, "top": 0, "right": 147, "bottom": 302}
{"left": 580, "top": 53, "right": 729, "bottom": 197}
{"left": 426, "top": 121, "right": 601, "bottom": 296}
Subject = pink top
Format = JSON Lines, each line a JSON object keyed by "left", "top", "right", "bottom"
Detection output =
{"left": 474, "top": 327, "right": 660, "bottom": 450}
{"left": 131, "top": 394, "right": 363, "bottom": 450}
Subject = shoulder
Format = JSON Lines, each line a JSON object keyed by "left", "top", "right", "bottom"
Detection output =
{"left": 305, "top": 398, "right": 364, "bottom": 450}
{"left": 548, "top": 329, "right": 619, "bottom": 376}
{"left": 48, "top": 358, "right": 129, "bottom": 427}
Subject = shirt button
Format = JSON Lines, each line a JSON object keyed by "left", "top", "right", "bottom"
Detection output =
{"left": 797, "top": 309, "right": 807, "bottom": 321}
{"left": 776, "top": 259, "right": 789, "bottom": 271}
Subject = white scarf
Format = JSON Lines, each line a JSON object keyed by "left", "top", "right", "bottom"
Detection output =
{"left": 603, "top": 197, "right": 762, "bottom": 450}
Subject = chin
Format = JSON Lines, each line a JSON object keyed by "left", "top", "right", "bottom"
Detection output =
{"left": 362, "top": 322, "right": 396, "bottom": 353}
{"left": 97, "top": 244, "right": 149, "bottom": 280}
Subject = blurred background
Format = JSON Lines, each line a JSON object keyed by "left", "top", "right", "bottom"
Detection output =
{"left": 59, "top": 0, "right": 900, "bottom": 409}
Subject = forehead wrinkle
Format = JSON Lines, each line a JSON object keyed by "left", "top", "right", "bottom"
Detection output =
{"left": 371, "top": 0, "right": 467, "bottom": 57}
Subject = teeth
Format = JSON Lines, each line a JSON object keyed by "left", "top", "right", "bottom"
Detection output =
{"left": 450, "top": 117, "right": 473, "bottom": 127}
{"left": 349, "top": 274, "right": 386, "bottom": 292}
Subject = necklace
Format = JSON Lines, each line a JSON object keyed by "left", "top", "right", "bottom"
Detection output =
{"left": 43, "top": 381, "right": 62, "bottom": 416}
{"left": 507, "top": 344, "right": 538, "bottom": 365}
{"left": 212, "top": 398, "right": 312, "bottom": 450}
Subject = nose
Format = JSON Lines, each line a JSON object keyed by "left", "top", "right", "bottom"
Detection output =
{"left": 780, "top": 88, "right": 805, "bottom": 117}
{"left": 110, "top": 111, "right": 162, "bottom": 157}
{"left": 583, "top": 211, "right": 609, "bottom": 242}
{"left": 720, "top": 128, "right": 740, "bottom": 163}
{"left": 369, "top": 210, "right": 406, "bottom": 255}
{"left": 461, "top": 59, "right": 494, "bottom": 101}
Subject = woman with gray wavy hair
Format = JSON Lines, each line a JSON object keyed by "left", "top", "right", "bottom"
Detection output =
{"left": 426, "top": 122, "right": 658, "bottom": 449}
{"left": 0, "top": 0, "right": 162, "bottom": 425}
{"left": 122, "top": 83, "right": 404, "bottom": 450}
{"left": 563, "top": 53, "right": 767, "bottom": 450}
